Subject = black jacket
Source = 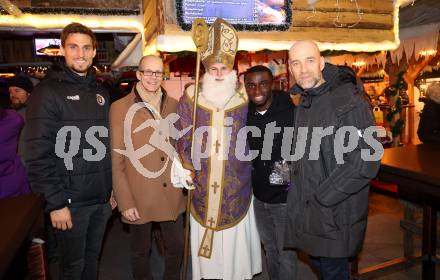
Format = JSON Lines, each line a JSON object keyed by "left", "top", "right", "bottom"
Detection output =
{"left": 25, "top": 63, "right": 112, "bottom": 212}
{"left": 246, "top": 91, "right": 295, "bottom": 203}
{"left": 285, "top": 63, "right": 380, "bottom": 258}
{"left": 417, "top": 99, "right": 440, "bottom": 144}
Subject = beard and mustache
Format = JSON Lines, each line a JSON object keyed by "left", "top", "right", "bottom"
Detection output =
{"left": 200, "top": 70, "right": 238, "bottom": 110}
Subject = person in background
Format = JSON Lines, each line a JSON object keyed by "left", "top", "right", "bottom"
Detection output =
{"left": 0, "top": 105, "right": 31, "bottom": 199}
{"left": 8, "top": 75, "right": 33, "bottom": 112}
{"left": 244, "top": 65, "right": 297, "bottom": 280}
{"left": 0, "top": 78, "right": 10, "bottom": 108}
{"left": 110, "top": 55, "right": 186, "bottom": 280}
{"left": 8, "top": 75, "right": 34, "bottom": 159}
{"left": 418, "top": 82, "right": 440, "bottom": 144}
{"left": 25, "top": 22, "right": 113, "bottom": 279}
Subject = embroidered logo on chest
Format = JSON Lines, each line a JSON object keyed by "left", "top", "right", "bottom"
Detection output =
{"left": 67, "top": 95, "right": 80, "bottom": 101}
{"left": 96, "top": 94, "right": 105, "bottom": 106}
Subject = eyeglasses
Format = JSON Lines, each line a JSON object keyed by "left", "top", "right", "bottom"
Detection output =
{"left": 138, "top": 70, "right": 164, "bottom": 77}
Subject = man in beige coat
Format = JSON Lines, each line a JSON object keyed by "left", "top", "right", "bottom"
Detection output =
{"left": 110, "top": 55, "right": 186, "bottom": 280}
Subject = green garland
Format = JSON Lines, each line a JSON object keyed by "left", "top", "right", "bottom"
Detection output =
{"left": 1, "top": 7, "right": 139, "bottom": 16}
{"left": 385, "top": 71, "right": 406, "bottom": 137}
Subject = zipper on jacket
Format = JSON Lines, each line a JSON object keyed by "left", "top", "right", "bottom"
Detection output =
{"left": 294, "top": 106, "right": 304, "bottom": 201}
{"left": 319, "top": 149, "right": 329, "bottom": 178}
{"left": 67, "top": 170, "right": 73, "bottom": 205}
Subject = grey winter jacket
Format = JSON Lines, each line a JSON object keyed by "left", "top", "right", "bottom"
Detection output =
{"left": 285, "top": 64, "right": 380, "bottom": 258}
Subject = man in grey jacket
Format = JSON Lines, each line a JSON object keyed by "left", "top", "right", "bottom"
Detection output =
{"left": 285, "top": 40, "right": 381, "bottom": 280}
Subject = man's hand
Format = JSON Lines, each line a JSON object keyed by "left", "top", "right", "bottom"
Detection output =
{"left": 189, "top": 170, "right": 196, "bottom": 180}
{"left": 122, "top": 208, "right": 140, "bottom": 222}
{"left": 50, "top": 207, "right": 73, "bottom": 231}
{"left": 110, "top": 191, "right": 117, "bottom": 210}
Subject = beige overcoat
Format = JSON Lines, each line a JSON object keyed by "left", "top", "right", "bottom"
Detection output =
{"left": 110, "top": 88, "right": 186, "bottom": 224}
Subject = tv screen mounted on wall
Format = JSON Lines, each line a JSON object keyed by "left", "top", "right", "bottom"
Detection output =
{"left": 34, "top": 38, "right": 62, "bottom": 56}
{"left": 176, "top": 0, "right": 291, "bottom": 31}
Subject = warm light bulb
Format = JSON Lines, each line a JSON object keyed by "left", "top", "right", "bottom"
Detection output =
{"left": 352, "top": 61, "right": 366, "bottom": 67}
{"left": 419, "top": 49, "right": 437, "bottom": 56}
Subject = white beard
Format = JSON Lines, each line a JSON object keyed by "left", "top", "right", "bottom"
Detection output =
{"left": 200, "top": 70, "right": 237, "bottom": 110}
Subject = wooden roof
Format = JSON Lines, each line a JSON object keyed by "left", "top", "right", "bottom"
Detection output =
{"left": 144, "top": 0, "right": 397, "bottom": 52}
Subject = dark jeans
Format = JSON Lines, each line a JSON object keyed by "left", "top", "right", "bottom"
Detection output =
{"left": 51, "top": 203, "right": 112, "bottom": 280}
{"left": 310, "top": 256, "right": 349, "bottom": 280}
{"left": 253, "top": 198, "right": 297, "bottom": 280}
{"left": 130, "top": 214, "right": 184, "bottom": 280}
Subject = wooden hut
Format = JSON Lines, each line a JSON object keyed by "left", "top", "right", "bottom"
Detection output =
{"left": 144, "top": 0, "right": 400, "bottom": 53}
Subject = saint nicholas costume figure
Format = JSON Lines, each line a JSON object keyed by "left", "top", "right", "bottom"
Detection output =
{"left": 176, "top": 18, "right": 262, "bottom": 280}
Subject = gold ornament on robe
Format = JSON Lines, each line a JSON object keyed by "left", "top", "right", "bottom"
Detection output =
{"left": 201, "top": 18, "right": 238, "bottom": 70}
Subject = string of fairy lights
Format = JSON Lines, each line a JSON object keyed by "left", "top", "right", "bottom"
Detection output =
{"left": 0, "top": 7, "right": 139, "bottom": 16}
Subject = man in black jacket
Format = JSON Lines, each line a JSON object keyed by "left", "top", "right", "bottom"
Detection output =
{"left": 25, "top": 23, "right": 113, "bottom": 279}
{"left": 285, "top": 41, "right": 380, "bottom": 279}
{"left": 245, "top": 65, "right": 297, "bottom": 280}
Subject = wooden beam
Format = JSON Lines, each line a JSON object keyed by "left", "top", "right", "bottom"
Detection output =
{"left": 353, "top": 256, "right": 423, "bottom": 279}
{"left": 291, "top": 10, "right": 393, "bottom": 29}
{"left": 239, "top": 27, "right": 395, "bottom": 43}
{"left": 143, "top": 0, "right": 156, "bottom": 25}
{"left": 164, "top": 24, "right": 395, "bottom": 44}
{"left": 144, "top": 0, "right": 160, "bottom": 45}
{"left": 404, "top": 55, "right": 434, "bottom": 144}
{"left": 292, "top": 0, "right": 394, "bottom": 14}
{"left": 31, "top": 0, "right": 139, "bottom": 9}
{"left": 157, "top": 0, "right": 165, "bottom": 34}
{"left": 13, "top": 0, "right": 31, "bottom": 7}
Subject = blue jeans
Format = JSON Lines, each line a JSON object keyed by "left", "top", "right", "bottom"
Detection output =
{"left": 310, "top": 256, "right": 349, "bottom": 280}
{"left": 253, "top": 197, "right": 297, "bottom": 280}
{"left": 52, "top": 203, "right": 112, "bottom": 280}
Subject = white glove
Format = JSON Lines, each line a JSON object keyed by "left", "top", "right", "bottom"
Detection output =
{"left": 171, "top": 157, "right": 195, "bottom": 190}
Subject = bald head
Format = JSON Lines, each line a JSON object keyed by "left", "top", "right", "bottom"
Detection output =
{"left": 289, "top": 40, "right": 321, "bottom": 58}
{"left": 138, "top": 55, "right": 163, "bottom": 69}
{"left": 288, "top": 40, "right": 325, "bottom": 90}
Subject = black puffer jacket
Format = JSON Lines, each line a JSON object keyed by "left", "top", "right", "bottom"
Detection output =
{"left": 246, "top": 91, "right": 295, "bottom": 203}
{"left": 25, "top": 63, "right": 112, "bottom": 212}
{"left": 285, "top": 64, "right": 380, "bottom": 258}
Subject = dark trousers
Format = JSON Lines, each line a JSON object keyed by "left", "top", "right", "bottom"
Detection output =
{"left": 310, "top": 256, "right": 349, "bottom": 280}
{"left": 50, "top": 203, "right": 112, "bottom": 280}
{"left": 130, "top": 214, "right": 184, "bottom": 280}
{"left": 253, "top": 198, "right": 298, "bottom": 280}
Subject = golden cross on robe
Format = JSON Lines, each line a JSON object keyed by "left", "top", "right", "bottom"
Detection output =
{"left": 202, "top": 245, "right": 210, "bottom": 255}
{"left": 208, "top": 217, "right": 216, "bottom": 227}
{"left": 211, "top": 181, "right": 220, "bottom": 194}
{"left": 214, "top": 140, "right": 221, "bottom": 153}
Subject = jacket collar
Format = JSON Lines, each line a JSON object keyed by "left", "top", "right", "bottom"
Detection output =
{"left": 132, "top": 84, "right": 168, "bottom": 115}
{"left": 248, "top": 90, "right": 292, "bottom": 116}
{"left": 289, "top": 63, "right": 354, "bottom": 108}
{"left": 46, "top": 62, "right": 96, "bottom": 86}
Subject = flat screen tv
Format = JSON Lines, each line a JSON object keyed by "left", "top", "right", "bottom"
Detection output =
{"left": 176, "top": 0, "right": 291, "bottom": 31}
{"left": 34, "top": 38, "right": 62, "bottom": 56}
